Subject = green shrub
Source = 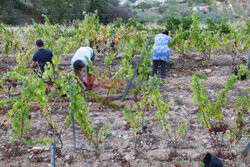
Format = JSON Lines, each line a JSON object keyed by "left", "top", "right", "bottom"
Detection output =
{"left": 198, "top": 8, "right": 234, "bottom": 24}
{"left": 158, "top": 5, "right": 168, "bottom": 14}
{"left": 125, "top": 17, "right": 145, "bottom": 31}
{"left": 194, "top": 0, "right": 212, "bottom": 4}
{"left": 165, "top": 16, "right": 193, "bottom": 34}
{"left": 180, "top": 7, "right": 192, "bottom": 17}
{"left": 182, "top": 17, "right": 193, "bottom": 31}
{"left": 206, "top": 17, "right": 218, "bottom": 31}
{"left": 114, "top": 17, "right": 124, "bottom": 28}
{"left": 208, "top": 5, "right": 216, "bottom": 11}
{"left": 207, "top": 0, "right": 212, "bottom": 5}
{"left": 0, "top": 0, "right": 25, "bottom": 24}
{"left": 230, "top": 0, "right": 247, "bottom": 17}
{"left": 135, "top": 2, "right": 150, "bottom": 10}
{"left": 219, "top": 17, "right": 231, "bottom": 34}
{"left": 204, "top": 16, "right": 231, "bottom": 34}
{"left": 165, "top": 16, "right": 181, "bottom": 33}
{"left": 244, "top": 19, "right": 250, "bottom": 35}
{"left": 139, "top": 13, "right": 158, "bottom": 24}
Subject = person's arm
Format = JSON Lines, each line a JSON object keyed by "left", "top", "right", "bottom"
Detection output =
{"left": 74, "top": 70, "right": 87, "bottom": 87}
{"left": 31, "top": 61, "right": 37, "bottom": 68}
{"left": 31, "top": 55, "right": 37, "bottom": 68}
{"left": 167, "top": 36, "right": 171, "bottom": 47}
{"left": 92, "top": 49, "right": 95, "bottom": 59}
{"left": 50, "top": 51, "right": 54, "bottom": 67}
{"left": 50, "top": 51, "right": 53, "bottom": 59}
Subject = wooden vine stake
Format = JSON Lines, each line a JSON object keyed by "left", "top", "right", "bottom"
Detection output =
{"left": 121, "top": 36, "right": 152, "bottom": 101}
{"left": 69, "top": 78, "right": 77, "bottom": 152}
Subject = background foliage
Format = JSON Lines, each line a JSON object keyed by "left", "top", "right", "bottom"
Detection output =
{"left": 0, "top": 0, "right": 132, "bottom": 24}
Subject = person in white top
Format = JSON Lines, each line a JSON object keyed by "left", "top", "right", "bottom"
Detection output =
{"left": 71, "top": 47, "right": 95, "bottom": 89}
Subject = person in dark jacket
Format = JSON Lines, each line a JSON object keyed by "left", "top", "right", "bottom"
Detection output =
{"left": 32, "top": 39, "right": 53, "bottom": 72}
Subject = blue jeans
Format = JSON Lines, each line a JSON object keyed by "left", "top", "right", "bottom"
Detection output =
{"left": 152, "top": 60, "right": 166, "bottom": 79}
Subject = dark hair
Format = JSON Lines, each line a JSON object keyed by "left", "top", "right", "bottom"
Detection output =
{"left": 36, "top": 39, "right": 44, "bottom": 47}
{"left": 73, "top": 60, "right": 84, "bottom": 70}
{"left": 89, "top": 40, "right": 94, "bottom": 48}
{"left": 162, "top": 29, "right": 169, "bottom": 36}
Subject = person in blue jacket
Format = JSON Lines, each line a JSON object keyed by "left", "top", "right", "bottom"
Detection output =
{"left": 150, "top": 29, "right": 171, "bottom": 79}
{"left": 32, "top": 39, "right": 53, "bottom": 72}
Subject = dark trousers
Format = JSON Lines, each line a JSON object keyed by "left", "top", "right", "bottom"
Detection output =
{"left": 152, "top": 60, "right": 166, "bottom": 79}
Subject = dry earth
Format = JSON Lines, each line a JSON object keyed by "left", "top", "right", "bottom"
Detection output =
{"left": 0, "top": 52, "right": 249, "bottom": 167}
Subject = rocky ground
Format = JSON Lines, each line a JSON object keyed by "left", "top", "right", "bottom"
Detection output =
{"left": 0, "top": 52, "right": 249, "bottom": 167}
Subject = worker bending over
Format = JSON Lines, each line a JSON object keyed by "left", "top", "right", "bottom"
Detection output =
{"left": 71, "top": 47, "right": 95, "bottom": 90}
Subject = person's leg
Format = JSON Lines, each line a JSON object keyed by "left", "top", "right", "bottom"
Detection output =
{"left": 88, "top": 52, "right": 96, "bottom": 88}
{"left": 86, "top": 66, "right": 93, "bottom": 89}
{"left": 160, "top": 60, "right": 166, "bottom": 79}
{"left": 91, "top": 51, "right": 95, "bottom": 65}
{"left": 152, "top": 60, "right": 159, "bottom": 77}
{"left": 86, "top": 73, "right": 92, "bottom": 89}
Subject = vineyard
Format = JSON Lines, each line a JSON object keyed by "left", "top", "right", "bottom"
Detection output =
{"left": 0, "top": 12, "right": 249, "bottom": 167}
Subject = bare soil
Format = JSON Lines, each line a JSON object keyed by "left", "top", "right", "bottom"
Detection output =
{"left": 0, "top": 52, "right": 249, "bottom": 167}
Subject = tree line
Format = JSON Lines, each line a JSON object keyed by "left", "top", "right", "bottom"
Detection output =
{"left": 0, "top": 0, "right": 132, "bottom": 25}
